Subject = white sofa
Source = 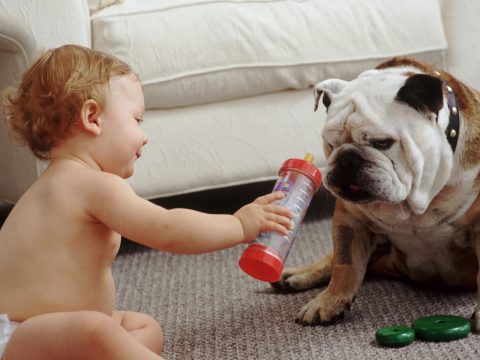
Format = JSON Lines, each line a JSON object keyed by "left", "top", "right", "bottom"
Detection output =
{"left": 1, "top": 0, "right": 479, "bottom": 204}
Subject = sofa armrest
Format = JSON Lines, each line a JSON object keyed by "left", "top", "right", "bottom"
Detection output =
{"left": 0, "top": 0, "right": 91, "bottom": 203}
{"left": 0, "top": 15, "right": 36, "bottom": 86}
{"left": 0, "top": 0, "right": 91, "bottom": 49}
{"left": 0, "top": 16, "right": 35, "bottom": 60}
{"left": 0, "top": 16, "right": 41, "bottom": 204}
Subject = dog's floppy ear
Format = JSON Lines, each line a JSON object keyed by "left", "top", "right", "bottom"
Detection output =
{"left": 313, "top": 87, "right": 330, "bottom": 112}
{"left": 313, "top": 79, "right": 347, "bottom": 112}
{"left": 396, "top": 74, "right": 443, "bottom": 118}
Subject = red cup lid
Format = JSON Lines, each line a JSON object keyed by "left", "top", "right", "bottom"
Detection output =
{"left": 239, "top": 244, "right": 284, "bottom": 283}
{"left": 279, "top": 158, "right": 322, "bottom": 190}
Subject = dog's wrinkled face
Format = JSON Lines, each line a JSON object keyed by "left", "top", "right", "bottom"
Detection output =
{"left": 315, "top": 67, "right": 455, "bottom": 214}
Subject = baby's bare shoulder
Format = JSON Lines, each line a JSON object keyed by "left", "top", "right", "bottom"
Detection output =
{"left": 46, "top": 162, "right": 130, "bottom": 194}
{"left": 27, "top": 162, "right": 135, "bottom": 221}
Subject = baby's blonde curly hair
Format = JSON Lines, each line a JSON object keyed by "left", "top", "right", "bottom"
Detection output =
{"left": 3, "top": 44, "right": 134, "bottom": 160}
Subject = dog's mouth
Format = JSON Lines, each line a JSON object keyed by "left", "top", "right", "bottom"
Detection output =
{"left": 324, "top": 149, "right": 395, "bottom": 203}
{"left": 326, "top": 172, "right": 376, "bottom": 203}
{"left": 341, "top": 182, "right": 375, "bottom": 202}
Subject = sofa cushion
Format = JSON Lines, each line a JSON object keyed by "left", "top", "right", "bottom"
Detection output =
{"left": 88, "top": 0, "right": 123, "bottom": 14}
{"left": 128, "top": 88, "right": 327, "bottom": 198}
{"left": 91, "top": 0, "right": 447, "bottom": 109}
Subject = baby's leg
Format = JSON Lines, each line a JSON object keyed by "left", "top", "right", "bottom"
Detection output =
{"left": 3, "top": 311, "right": 165, "bottom": 360}
{"left": 112, "top": 310, "right": 164, "bottom": 354}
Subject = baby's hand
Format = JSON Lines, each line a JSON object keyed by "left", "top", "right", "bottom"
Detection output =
{"left": 234, "top": 192, "right": 294, "bottom": 243}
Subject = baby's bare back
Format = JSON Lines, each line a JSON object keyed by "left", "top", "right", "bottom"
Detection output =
{"left": 0, "top": 162, "right": 121, "bottom": 322}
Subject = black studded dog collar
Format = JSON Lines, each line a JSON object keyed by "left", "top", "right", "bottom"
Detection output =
{"left": 433, "top": 71, "right": 460, "bottom": 153}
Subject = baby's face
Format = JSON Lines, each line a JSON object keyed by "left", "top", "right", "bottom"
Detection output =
{"left": 96, "top": 73, "right": 148, "bottom": 178}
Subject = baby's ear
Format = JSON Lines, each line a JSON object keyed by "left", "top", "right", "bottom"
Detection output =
{"left": 80, "top": 100, "right": 101, "bottom": 135}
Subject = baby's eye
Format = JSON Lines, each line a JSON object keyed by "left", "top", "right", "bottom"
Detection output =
{"left": 135, "top": 117, "right": 144, "bottom": 124}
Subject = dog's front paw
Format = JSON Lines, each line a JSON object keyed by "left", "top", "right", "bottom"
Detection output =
{"left": 296, "top": 290, "right": 354, "bottom": 326}
{"left": 271, "top": 267, "right": 310, "bottom": 293}
{"left": 271, "top": 256, "right": 333, "bottom": 293}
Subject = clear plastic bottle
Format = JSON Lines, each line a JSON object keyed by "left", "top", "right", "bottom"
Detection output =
{"left": 238, "top": 153, "right": 322, "bottom": 282}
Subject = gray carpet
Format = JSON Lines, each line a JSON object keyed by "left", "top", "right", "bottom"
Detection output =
{"left": 113, "top": 187, "right": 480, "bottom": 359}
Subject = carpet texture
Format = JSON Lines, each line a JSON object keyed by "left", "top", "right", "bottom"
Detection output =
{"left": 113, "top": 189, "right": 480, "bottom": 359}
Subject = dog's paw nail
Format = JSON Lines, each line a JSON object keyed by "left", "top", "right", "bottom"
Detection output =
{"left": 297, "top": 320, "right": 310, "bottom": 327}
{"left": 270, "top": 280, "right": 290, "bottom": 292}
{"left": 270, "top": 281, "right": 283, "bottom": 291}
{"left": 323, "top": 312, "right": 345, "bottom": 325}
{"left": 270, "top": 279, "right": 297, "bottom": 293}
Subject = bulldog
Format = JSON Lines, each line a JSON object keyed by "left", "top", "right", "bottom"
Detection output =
{"left": 272, "top": 57, "right": 480, "bottom": 329}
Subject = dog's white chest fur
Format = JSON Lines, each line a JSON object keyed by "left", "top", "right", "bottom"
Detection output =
{"left": 387, "top": 223, "right": 465, "bottom": 275}
{"left": 356, "top": 180, "right": 478, "bottom": 276}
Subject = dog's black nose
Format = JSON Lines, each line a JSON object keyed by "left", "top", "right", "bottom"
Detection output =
{"left": 336, "top": 150, "right": 364, "bottom": 169}
{"left": 329, "top": 150, "right": 366, "bottom": 186}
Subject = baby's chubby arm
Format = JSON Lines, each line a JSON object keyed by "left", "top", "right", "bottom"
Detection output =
{"left": 152, "top": 192, "right": 293, "bottom": 253}
{"left": 87, "top": 172, "right": 293, "bottom": 254}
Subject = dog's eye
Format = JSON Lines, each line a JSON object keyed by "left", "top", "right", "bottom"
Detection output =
{"left": 370, "top": 138, "right": 395, "bottom": 150}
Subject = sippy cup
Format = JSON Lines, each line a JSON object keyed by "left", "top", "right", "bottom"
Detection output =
{"left": 238, "top": 153, "right": 322, "bottom": 282}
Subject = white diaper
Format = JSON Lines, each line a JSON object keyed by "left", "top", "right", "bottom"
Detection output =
{"left": 0, "top": 314, "right": 19, "bottom": 359}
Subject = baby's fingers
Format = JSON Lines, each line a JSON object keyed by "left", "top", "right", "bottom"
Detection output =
{"left": 265, "top": 204, "right": 294, "bottom": 219}
{"left": 264, "top": 219, "right": 292, "bottom": 236}
{"left": 265, "top": 213, "right": 293, "bottom": 233}
{"left": 254, "top": 191, "right": 285, "bottom": 205}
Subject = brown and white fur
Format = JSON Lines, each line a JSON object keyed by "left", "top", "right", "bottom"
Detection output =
{"left": 272, "top": 57, "right": 480, "bottom": 329}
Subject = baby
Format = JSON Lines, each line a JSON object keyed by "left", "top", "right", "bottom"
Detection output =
{"left": 0, "top": 45, "right": 293, "bottom": 360}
